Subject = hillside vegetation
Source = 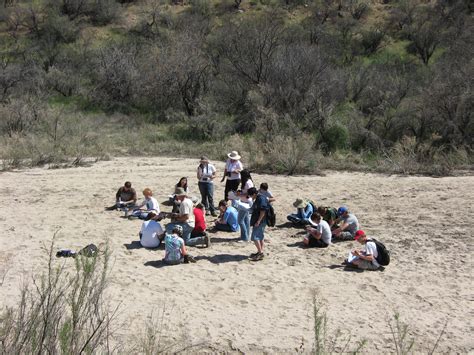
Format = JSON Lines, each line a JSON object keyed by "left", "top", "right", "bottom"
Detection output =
{"left": 0, "top": 0, "right": 472, "bottom": 174}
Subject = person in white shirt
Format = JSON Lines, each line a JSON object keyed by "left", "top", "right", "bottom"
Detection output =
{"left": 221, "top": 150, "right": 243, "bottom": 201}
{"left": 349, "top": 230, "right": 380, "bottom": 270}
{"left": 303, "top": 213, "right": 332, "bottom": 248}
{"left": 165, "top": 187, "right": 210, "bottom": 248}
{"left": 197, "top": 156, "right": 218, "bottom": 217}
{"left": 130, "top": 188, "right": 160, "bottom": 219}
{"left": 139, "top": 214, "right": 165, "bottom": 248}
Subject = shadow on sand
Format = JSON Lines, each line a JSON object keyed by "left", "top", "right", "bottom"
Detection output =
{"left": 195, "top": 254, "right": 249, "bottom": 264}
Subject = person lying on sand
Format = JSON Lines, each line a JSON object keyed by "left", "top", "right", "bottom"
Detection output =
{"left": 163, "top": 225, "right": 196, "bottom": 265}
{"left": 344, "top": 230, "right": 380, "bottom": 271}
{"left": 303, "top": 212, "right": 331, "bottom": 248}
{"left": 215, "top": 200, "right": 239, "bottom": 232}
{"left": 105, "top": 181, "right": 137, "bottom": 213}
{"left": 165, "top": 188, "right": 210, "bottom": 248}
{"left": 129, "top": 188, "right": 160, "bottom": 220}
{"left": 139, "top": 213, "right": 165, "bottom": 248}
{"left": 287, "top": 198, "right": 314, "bottom": 226}
{"left": 332, "top": 206, "right": 359, "bottom": 241}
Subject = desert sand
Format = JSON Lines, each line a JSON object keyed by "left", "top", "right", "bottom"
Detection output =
{"left": 0, "top": 157, "right": 472, "bottom": 353}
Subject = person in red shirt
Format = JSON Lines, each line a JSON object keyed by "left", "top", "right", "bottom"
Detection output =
{"left": 191, "top": 203, "right": 207, "bottom": 238}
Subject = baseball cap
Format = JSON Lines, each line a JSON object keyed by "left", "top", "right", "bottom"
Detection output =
{"left": 337, "top": 206, "right": 348, "bottom": 216}
{"left": 354, "top": 230, "right": 365, "bottom": 241}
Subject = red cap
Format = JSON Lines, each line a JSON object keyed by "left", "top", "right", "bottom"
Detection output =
{"left": 354, "top": 230, "right": 365, "bottom": 241}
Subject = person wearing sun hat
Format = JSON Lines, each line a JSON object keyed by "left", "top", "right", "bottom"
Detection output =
{"left": 346, "top": 230, "right": 380, "bottom": 270}
{"left": 221, "top": 150, "right": 243, "bottom": 201}
{"left": 287, "top": 198, "right": 314, "bottom": 226}
{"left": 332, "top": 205, "right": 359, "bottom": 240}
{"left": 197, "top": 155, "right": 217, "bottom": 216}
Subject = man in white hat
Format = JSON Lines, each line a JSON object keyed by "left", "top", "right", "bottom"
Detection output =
{"left": 222, "top": 150, "right": 243, "bottom": 201}
{"left": 197, "top": 156, "right": 218, "bottom": 216}
{"left": 165, "top": 187, "right": 210, "bottom": 247}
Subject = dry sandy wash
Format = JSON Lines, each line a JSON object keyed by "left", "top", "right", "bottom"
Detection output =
{"left": 0, "top": 157, "right": 472, "bottom": 353}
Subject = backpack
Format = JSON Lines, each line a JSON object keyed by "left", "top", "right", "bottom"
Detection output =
{"left": 370, "top": 239, "right": 390, "bottom": 266}
{"left": 266, "top": 205, "right": 276, "bottom": 227}
{"left": 308, "top": 200, "right": 318, "bottom": 212}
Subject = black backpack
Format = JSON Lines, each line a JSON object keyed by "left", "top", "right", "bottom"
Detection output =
{"left": 370, "top": 239, "right": 390, "bottom": 266}
{"left": 266, "top": 205, "right": 276, "bottom": 227}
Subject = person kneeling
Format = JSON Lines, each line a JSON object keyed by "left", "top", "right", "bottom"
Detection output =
{"left": 303, "top": 212, "right": 331, "bottom": 248}
{"left": 346, "top": 230, "right": 380, "bottom": 271}
{"left": 215, "top": 200, "right": 239, "bottom": 232}
{"left": 163, "top": 225, "right": 196, "bottom": 265}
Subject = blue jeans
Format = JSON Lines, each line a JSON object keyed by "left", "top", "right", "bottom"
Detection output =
{"left": 166, "top": 222, "right": 205, "bottom": 246}
{"left": 238, "top": 209, "right": 250, "bottom": 241}
{"left": 198, "top": 182, "right": 215, "bottom": 213}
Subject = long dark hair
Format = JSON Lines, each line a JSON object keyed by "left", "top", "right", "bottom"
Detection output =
{"left": 240, "top": 169, "right": 252, "bottom": 190}
{"left": 176, "top": 177, "right": 188, "bottom": 191}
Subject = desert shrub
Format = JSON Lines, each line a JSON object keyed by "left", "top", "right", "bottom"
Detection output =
{"left": 359, "top": 27, "right": 385, "bottom": 55}
{"left": 321, "top": 123, "right": 349, "bottom": 153}
{"left": 0, "top": 239, "right": 115, "bottom": 354}
{"left": 189, "top": 0, "right": 213, "bottom": 17}
{"left": 88, "top": 0, "right": 120, "bottom": 25}
{"left": 0, "top": 97, "right": 44, "bottom": 137}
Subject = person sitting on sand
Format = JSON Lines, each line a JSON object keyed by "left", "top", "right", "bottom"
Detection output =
{"left": 303, "top": 212, "right": 331, "bottom": 248}
{"left": 317, "top": 206, "right": 337, "bottom": 228}
{"left": 287, "top": 198, "right": 314, "bottom": 226}
{"left": 139, "top": 213, "right": 165, "bottom": 248}
{"left": 130, "top": 188, "right": 160, "bottom": 219}
{"left": 258, "top": 183, "right": 276, "bottom": 203}
{"left": 106, "top": 181, "right": 137, "bottom": 212}
{"left": 191, "top": 203, "right": 207, "bottom": 238}
{"left": 215, "top": 200, "right": 239, "bottom": 232}
{"left": 345, "top": 230, "right": 380, "bottom": 271}
{"left": 169, "top": 177, "right": 190, "bottom": 213}
{"left": 166, "top": 187, "right": 210, "bottom": 248}
{"left": 221, "top": 151, "right": 243, "bottom": 201}
{"left": 163, "top": 225, "right": 196, "bottom": 265}
{"left": 248, "top": 187, "right": 269, "bottom": 261}
{"left": 228, "top": 191, "right": 253, "bottom": 242}
{"left": 332, "top": 206, "right": 359, "bottom": 240}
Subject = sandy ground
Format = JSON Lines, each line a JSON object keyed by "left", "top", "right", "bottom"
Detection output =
{"left": 0, "top": 157, "right": 472, "bottom": 353}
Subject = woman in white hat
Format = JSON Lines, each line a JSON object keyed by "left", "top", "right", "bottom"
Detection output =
{"left": 221, "top": 150, "right": 243, "bottom": 201}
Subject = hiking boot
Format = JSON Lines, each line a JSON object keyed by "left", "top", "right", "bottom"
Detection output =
{"left": 185, "top": 255, "right": 196, "bottom": 263}
{"left": 250, "top": 252, "right": 264, "bottom": 261}
{"left": 204, "top": 235, "right": 211, "bottom": 248}
{"left": 249, "top": 251, "right": 261, "bottom": 258}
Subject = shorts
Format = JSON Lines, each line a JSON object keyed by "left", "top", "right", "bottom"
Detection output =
{"left": 356, "top": 259, "right": 380, "bottom": 271}
{"left": 307, "top": 237, "right": 329, "bottom": 248}
{"left": 251, "top": 222, "right": 266, "bottom": 241}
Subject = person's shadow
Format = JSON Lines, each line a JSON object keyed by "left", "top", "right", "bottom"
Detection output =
{"left": 195, "top": 254, "right": 248, "bottom": 264}
{"left": 327, "top": 264, "right": 364, "bottom": 272}
{"left": 144, "top": 260, "right": 167, "bottom": 268}
{"left": 287, "top": 241, "right": 305, "bottom": 248}
{"left": 123, "top": 241, "right": 164, "bottom": 250}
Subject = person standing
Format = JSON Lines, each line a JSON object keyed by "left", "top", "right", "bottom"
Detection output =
{"left": 221, "top": 151, "right": 243, "bottom": 201}
{"left": 197, "top": 156, "right": 217, "bottom": 217}
{"left": 248, "top": 187, "right": 269, "bottom": 261}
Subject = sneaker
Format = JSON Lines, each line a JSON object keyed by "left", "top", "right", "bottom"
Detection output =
{"left": 205, "top": 211, "right": 210, "bottom": 216}
{"left": 249, "top": 251, "right": 260, "bottom": 258}
{"left": 250, "top": 252, "right": 264, "bottom": 261}
{"left": 204, "top": 235, "right": 211, "bottom": 248}
{"left": 187, "top": 255, "right": 196, "bottom": 263}
{"left": 211, "top": 211, "right": 218, "bottom": 217}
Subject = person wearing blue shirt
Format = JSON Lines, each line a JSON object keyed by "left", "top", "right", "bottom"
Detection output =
{"left": 248, "top": 187, "right": 270, "bottom": 261}
{"left": 215, "top": 200, "right": 239, "bottom": 232}
{"left": 287, "top": 198, "right": 314, "bottom": 226}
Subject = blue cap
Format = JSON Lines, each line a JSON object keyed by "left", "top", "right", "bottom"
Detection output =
{"left": 337, "top": 206, "right": 348, "bottom": 216}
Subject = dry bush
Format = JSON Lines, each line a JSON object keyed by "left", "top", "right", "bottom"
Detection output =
{"left": 0, "top": 239, "right": 117, "bottom": 354}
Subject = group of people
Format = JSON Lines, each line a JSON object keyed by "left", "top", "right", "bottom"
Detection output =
{"left": 286, "top": 200, "right": 383, "bottom": 270}
{"left": 106, "top": 151, "right": 385, "bottom": 270}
